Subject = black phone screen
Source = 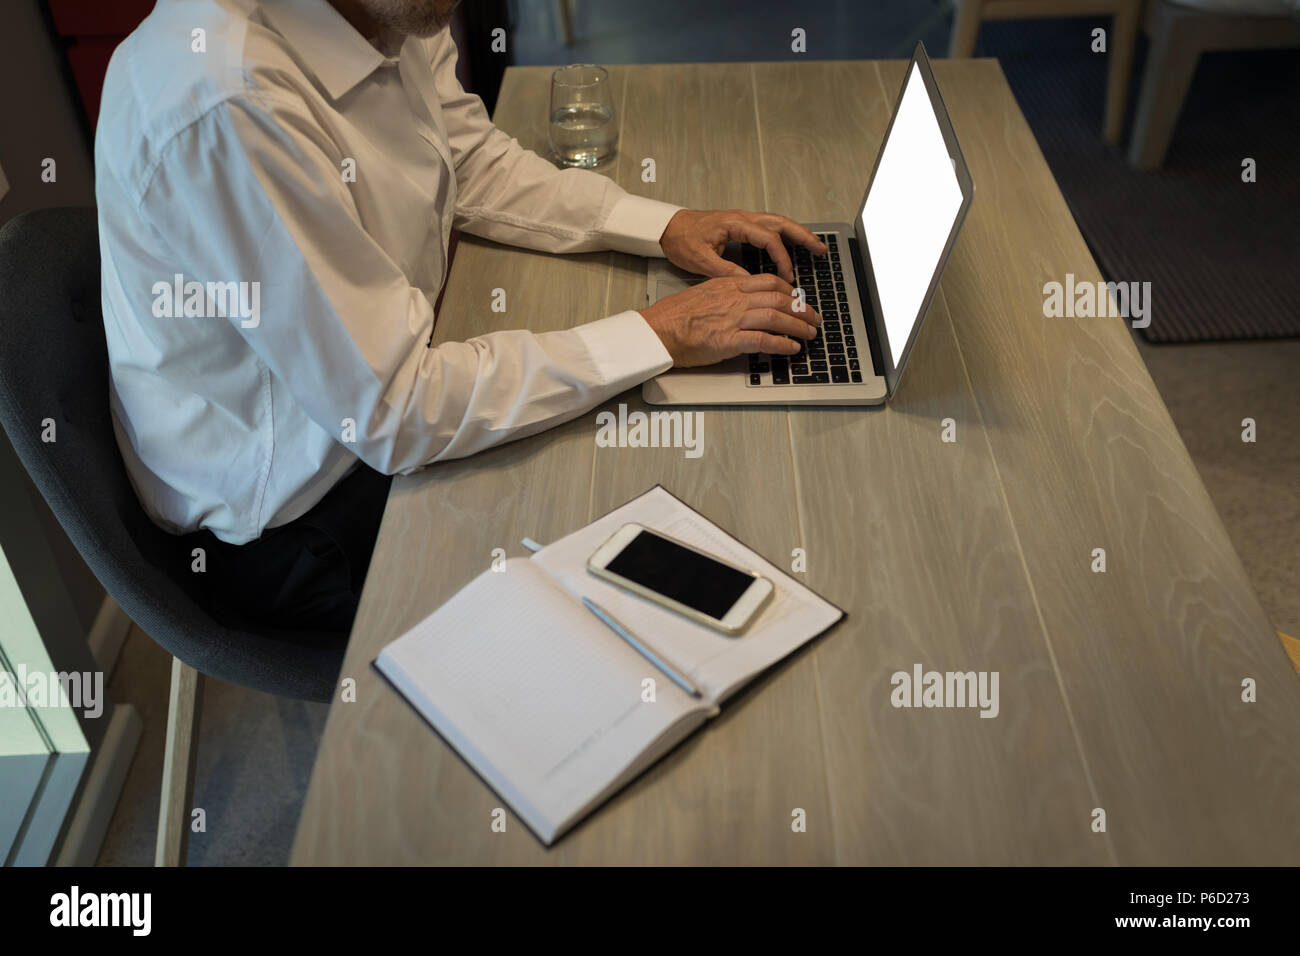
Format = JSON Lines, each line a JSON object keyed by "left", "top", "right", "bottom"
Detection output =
{"left": 604, "top": 530, "right": 755, "bottom": 620}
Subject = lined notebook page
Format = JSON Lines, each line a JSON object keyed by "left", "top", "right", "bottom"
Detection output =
{"left": 533, "top": 487, "right": 843, "bottom": 702}
{"left": 375, "top": 558, "right": 708, "bottom": 841}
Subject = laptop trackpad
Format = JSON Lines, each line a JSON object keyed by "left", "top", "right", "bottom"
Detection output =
{"left": 646, "top": 259, "right": 706, "bottom": 306}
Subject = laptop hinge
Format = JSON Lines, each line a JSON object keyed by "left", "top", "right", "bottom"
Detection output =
{"left": 848, "top": 237, "right": 886, "bottom": 380}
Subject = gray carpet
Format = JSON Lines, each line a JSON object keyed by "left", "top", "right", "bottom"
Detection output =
{"left": 982, "top": 19, "right": 1300, "bottom": 343}
{"left": 97, "top": 629, "right": 327, "bottom": 866}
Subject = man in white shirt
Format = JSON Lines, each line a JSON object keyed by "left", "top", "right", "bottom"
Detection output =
{"left": 96, "top": 0, "right": 824, "bottom": 633}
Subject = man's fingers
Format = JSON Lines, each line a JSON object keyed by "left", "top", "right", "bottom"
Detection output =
{"left": 736, "top": 272, "right": 794, "bottom": 296}
{"left": 760, "top": 215, "right": 827, "bottom": 254}
{"left": 741, "top": 307, "right": 819, "bottom": 340}
{"left": 736, "top": 221, "right": 795, "bottom": 282}
{"left": 693, "top": 246, "right": 749, "bottom": 278}
{"left": 746, "top": 290, "right": 821, "bottom": 325}
{"left": 735, "top": 330, "right": 802, "bottom": 355}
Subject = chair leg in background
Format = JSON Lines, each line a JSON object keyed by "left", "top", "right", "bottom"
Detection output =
{"left": 155, "top": 656, "right": 204, "bottom": 867}
{"left": 949, "top": 0, "right": 986, "bottom": 57}
{"left": 1128, "top": 2, "right": 1201, "bottom": 168}
{"left": 1104, "top": 0, "right": 1141, "bottom": 144}
{"left": 558, "top": 0, "right": 574, "bottom": 46}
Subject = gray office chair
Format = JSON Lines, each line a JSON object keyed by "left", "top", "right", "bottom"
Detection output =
{"left": 0, "top": 207, "right": 345, "bottom": 865}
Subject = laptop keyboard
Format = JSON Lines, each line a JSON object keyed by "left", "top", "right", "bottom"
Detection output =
{"left": 741, "top": 232, "right": 864, "bottom": 386}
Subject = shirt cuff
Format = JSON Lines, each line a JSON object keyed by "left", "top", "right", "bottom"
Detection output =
{"left": 574, "top": 310, "right": 674, "bottom": 388}
{"left": 599, "top": 194, "right": 683, "bottom": 258}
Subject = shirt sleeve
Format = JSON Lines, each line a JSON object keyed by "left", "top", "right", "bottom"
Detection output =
{"left": 429, "top": 32, "right": 682, "bottom": 258}
{"left": 137, "top": 90, "right": 672, "bottom": 477}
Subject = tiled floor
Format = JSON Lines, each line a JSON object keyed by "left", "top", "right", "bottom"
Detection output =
{"left": 92, "top": 0, "right": 1299, "bottom": 865}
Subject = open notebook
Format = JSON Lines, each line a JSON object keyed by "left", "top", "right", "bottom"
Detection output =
{"left": 374, "top": 486, "right": 844, "bottom": 845}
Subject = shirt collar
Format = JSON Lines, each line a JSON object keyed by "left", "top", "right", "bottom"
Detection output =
{"left": 259, "top": 0, "right": 389, "bottom": 100}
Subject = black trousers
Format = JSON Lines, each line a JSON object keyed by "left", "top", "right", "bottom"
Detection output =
{"left": 181, "top": 464, "right": 393, "bottom": 636}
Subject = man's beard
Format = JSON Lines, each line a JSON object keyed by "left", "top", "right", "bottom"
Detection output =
{"left": 362, "top": 0, "right": 459, "bottom": 38}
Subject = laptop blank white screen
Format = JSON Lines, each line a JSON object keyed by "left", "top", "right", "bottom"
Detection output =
{"left": 859, "top": 62, "right": 964, "bottom": 367}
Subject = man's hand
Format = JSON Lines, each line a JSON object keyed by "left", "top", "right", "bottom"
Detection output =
{"left": 658, "top": 208, "right": 828, "bottom": 283}
{"left": 640, "top": 273, "right": 821, "bottom": 368}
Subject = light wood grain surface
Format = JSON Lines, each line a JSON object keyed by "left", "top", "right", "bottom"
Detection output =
{"left": 291, "top": 60, "right": 1300, "bottom": 865}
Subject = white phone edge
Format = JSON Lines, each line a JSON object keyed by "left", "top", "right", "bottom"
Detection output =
{"left": 586, "top": 522, "right": 774, "bottom": 634}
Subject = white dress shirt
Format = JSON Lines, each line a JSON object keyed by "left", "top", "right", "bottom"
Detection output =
{"left": 95, "top": 0, "right": 678, "bottom": 544}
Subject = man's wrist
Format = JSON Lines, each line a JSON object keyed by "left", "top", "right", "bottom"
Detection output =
{"left": 637, "top": 304, "right": 681, "bottom": 366}
{"left": 658, "top": 208, "right": 687, "bottom": 253}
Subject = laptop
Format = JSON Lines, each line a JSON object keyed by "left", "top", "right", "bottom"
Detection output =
{"left": 644, "top": 42, "right": 974, "bottom": 407}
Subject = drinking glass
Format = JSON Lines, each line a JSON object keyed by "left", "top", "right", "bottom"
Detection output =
{"left": 548, "top": 64, "right": 617, "bottom": 168}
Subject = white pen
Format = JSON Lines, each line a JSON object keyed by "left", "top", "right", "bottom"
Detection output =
{"left": 581, "top": 596, "right": 703, "bottom": 699}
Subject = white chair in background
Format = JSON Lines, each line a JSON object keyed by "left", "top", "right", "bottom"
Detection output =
{"left": 949, "top": 0, "right": 1300, "bottom": 168}
{"left": 949, "top": 0, "right": 1143, "bottom": 144}
{"left": 1128, "top": 0, "right": 1300, "bottom": 168}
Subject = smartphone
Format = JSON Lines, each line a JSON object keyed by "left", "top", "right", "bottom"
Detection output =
{"left": 587, "top": 523, "right": 774, "bottom": 634}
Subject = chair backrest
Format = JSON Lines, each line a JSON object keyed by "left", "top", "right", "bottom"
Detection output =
{"left": 0, "top": 207, "right": 341, "bottom": 702}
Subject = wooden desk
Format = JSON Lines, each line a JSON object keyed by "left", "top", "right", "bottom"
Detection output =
{"left": 291, "top": 60, "right": 1300, "bottom": 865}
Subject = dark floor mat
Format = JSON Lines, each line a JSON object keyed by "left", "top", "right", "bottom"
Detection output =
{"left": 982, "top": 18, "right": 1300, "bottom": 343}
